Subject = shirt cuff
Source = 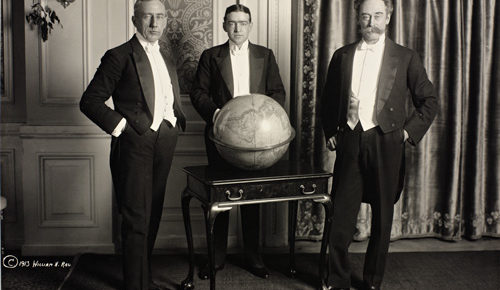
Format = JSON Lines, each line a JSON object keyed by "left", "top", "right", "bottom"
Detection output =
{"left": 212, "top": 109, "right": 220, "bottom": 123}
{"left": 111, "top": 118, "right": 127, "bottom": 137}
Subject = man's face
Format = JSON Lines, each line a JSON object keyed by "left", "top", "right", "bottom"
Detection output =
{"left": 358, "top": 0, "right": 391, "bottom": 43}
{"left": 132, "top": 0, "right": 167, "bottom": 43}
{"left": 223, "top": 11, "right": 252, "bottom": 47}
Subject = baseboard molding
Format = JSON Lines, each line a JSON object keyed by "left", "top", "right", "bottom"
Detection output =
{"left": 21, "top": 243, "right": 115, "bottom": 256}
{"left": 286, "top": 238, "right": 500, "bottom": 254}
{"left": 153, "top": 235, "right": 239, "bottom": 254}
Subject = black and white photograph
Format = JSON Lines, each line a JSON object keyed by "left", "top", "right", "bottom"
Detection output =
{"left": 1, "top": 0, "right": 499, "bottom": 289}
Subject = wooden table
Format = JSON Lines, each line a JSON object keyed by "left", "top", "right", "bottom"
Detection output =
{"left": 180, "top": 160, "right": 333, "bottom": 290}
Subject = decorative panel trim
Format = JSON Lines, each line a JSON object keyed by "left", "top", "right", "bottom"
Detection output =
{"left": 0, "top": 123, "right": 21, "bottom": 136}
{"left": 268, "top": 0, "right": 280, "bottom": 53}
{"left": 22, "top": 243, "right": 115, "bottom": 256}
{"left": 19, "top": 125, "right": 110, "bottom": 139}
{"left": 155, "top": 236, "right": 214, "bottom": 250}
{"left": 82, "top": 0, "right": 90, "bottom": 93}
{"left": 256, "top": 0, "right": 268, "bottom": 46}
{"left": 0, "top": 148, "right": 17, "bottom": 222}
{"left": 39, "top": 0, "right": 89, "bottom": 105}
{"left": 1, "top": 0, "right": 13, "bottom": 103}
{"left": 127, "top": 0, "right": 135, "bottom": 38}
{"left": 38, "top": 154, "right": 97, "bottom": 228}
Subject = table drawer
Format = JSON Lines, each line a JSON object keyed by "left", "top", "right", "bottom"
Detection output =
{"left": 212, "top": 178, "right": 328, "bottom": 202}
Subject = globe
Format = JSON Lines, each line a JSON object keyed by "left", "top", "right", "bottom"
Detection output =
{"left": 210, "top": 94, "right": 295, "bottom": 170}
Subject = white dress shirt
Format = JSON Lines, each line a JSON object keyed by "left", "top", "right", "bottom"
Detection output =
{"left": 213, "top": 40, "right": 251, "bottom": 123}
{"left": 229, "top": 39, "right": 250, "bottom": 97}
{"left": 347, "top": 34, "right": 386, "bottom": 131}
{"left": 112, "top": 33, "right": 177, "bottom": 136}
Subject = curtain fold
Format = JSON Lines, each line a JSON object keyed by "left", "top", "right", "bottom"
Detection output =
{"left": 294, "top": 0, "right": 500, "bottom": 241}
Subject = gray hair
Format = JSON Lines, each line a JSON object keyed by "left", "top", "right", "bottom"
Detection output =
{"left": 134, "top": 0, "right": 164, "bottom": 16}
{"left": 354, "top": 0, "right": 393, "bottom": 16}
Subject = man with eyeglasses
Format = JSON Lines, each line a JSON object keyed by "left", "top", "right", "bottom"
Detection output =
{"left": 80, "top": 1, "right": 185, "bottom": 289}
{"left": 190, "top": 3, "right": 285, "bottom": 281}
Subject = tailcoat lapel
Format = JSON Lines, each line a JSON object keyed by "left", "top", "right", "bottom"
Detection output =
{"left": 215, "top": 42, "right": 234, "bottom": 97}
{"left": 249, "top": 43, "right": 264, "bottom": 93}
{"left": 160, "top": 50, "right": 181, "bottom": 109}
{"left": 376, "top": 38, "right": 398, "bottom": 115}
{"left": 160, "top": 49, "right": 186, "bottom": 129}
{"left": 341, "top": 45, "right": 355, "bottom": 115}
{"left": 131, "top": 36, "right": 155, "bottom": 116}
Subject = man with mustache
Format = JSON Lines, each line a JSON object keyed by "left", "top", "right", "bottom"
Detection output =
{"left": 320, "top": 0, "right": 438, "bottom": 289}
{"left": 80, "top": 1, "right": 185, "bottom": 289}
{"left": 190, "top": 3, "right": 285, "bottom": 281}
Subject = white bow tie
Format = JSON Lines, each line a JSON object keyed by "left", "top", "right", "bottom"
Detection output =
{"left": 230, "top": 48, "right": 247, "bottom": 56}
{"left": 145, "top": 43, "right": 160, "bottom": 53}
{"left": 359, "top": 43, "right": 376, "bottom": 51}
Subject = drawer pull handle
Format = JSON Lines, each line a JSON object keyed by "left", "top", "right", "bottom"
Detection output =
{"left": 226, "top": 189, "right": 243, "bottom": 201}
{"left": 300, "top": 184, "right": 317, "bottom": 195}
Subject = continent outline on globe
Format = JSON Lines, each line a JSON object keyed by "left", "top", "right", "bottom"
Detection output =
{"left": 210, "top": 94, "right": 295, "bottom": 170}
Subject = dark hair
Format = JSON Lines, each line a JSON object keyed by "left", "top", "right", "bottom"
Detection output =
{"left": 224, "top": 4, "right": 252, "bottom": 23}
{"left": 354, "top": 0, "right": 393, "bottom": 16}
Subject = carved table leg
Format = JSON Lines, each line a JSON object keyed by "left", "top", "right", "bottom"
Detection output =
{"left": 180, "top": 189, "right": 195, "bottom": 290}
{"left": 288, "top": 200, "right": 298, "bottom": 277}
{"left": 203, "top": 204, "right": 230, "bottom": 290}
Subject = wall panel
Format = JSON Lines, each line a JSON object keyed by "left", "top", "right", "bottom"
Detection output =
{"left": 39, "top": 155, "right": 96, "bottom": 227}
{"left": 21, "top": 126, "right": 113, "bottom": 255}
{"left": 0, "top": 124, "right": 24, "bottom": 248}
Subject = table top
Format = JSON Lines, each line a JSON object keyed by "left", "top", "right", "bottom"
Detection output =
{"left": 183, "top": 160, "right": 332, "bottom": 186}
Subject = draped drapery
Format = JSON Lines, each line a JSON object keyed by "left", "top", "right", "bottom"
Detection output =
{"left": 293, "top": 0, "right": 500, "bottom": 241}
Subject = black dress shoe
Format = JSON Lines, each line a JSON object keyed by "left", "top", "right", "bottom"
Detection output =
{"left": 246, "top": 263, "right": 269, "bottom": 279}
{"left": 198, "top": 263, "right": 224, "bottom": 280}
{"left": 245, "top": 253, "right": 269, "bottom": 279}
{"left": 362, "top": 283, "right": 379, "bottom": 290}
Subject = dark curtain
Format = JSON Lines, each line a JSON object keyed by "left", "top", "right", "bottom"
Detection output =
{"left": 294, "top": 0, "right": 500, "bottom": 241}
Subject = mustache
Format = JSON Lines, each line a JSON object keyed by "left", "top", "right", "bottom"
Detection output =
{"left": 361, "top": 26, "right": 385, "bottom": 34}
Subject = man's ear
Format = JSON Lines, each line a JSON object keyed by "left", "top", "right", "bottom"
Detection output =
{"left": 385, "top": 14, "right": 391, "bottom": 25}
{"left": 222, "top": 21, "right": 228, "bottom": 32}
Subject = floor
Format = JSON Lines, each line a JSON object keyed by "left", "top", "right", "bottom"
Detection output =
{"left": 292, "top": 237, "right": 500, "bottom": 254}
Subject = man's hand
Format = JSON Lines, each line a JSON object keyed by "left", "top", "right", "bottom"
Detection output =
{"left": 403, "top": 129, "right": 409, "bottom": 142}
{"left": 326, "top": 136, "right": 337, "bottom": 151}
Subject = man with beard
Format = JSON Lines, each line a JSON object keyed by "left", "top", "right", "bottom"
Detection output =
{"left": 320, "top": 0, "right": 438, "bottom": 289}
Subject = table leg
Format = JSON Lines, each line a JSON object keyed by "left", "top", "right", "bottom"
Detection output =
{"left": 203, "top": 205, "right": 225, "bottom": 290}
{"left": 318, "top": 198, "right": 333, "bottom": 289}
{"left": 288, "top": 200, "right": 298, "bottom": 277}
{"left": 180, "top": 189, "right": 195, "bottom": 290}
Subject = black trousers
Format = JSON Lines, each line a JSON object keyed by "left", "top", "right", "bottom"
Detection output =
{"left": 204, "top": 126, "right": 261, "bottom": 266}
{"left": 111, "top": 120, "right": 178, "bottom": 290}
{"left": 327, "top": 123, "right": 405, "bottom": 288}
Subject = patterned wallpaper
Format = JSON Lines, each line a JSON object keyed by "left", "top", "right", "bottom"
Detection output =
{"left": 159, "top": 0, "right": 213, "bottom": 93}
